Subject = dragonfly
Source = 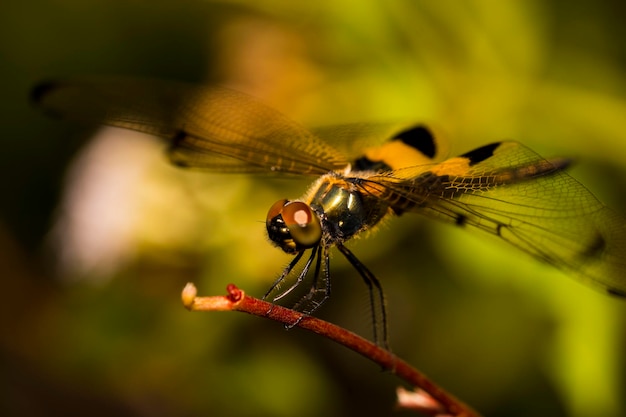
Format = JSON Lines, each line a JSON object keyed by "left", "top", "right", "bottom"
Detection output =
{"left": 32, "top": 76, "right": 626, "bottom": 347}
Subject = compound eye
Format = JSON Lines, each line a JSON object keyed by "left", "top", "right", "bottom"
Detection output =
{"left": 266, "top": 199, "right": 288, "bottom": 226}
{"left": 282, "top": 201, "right": 322, "bottom": 248}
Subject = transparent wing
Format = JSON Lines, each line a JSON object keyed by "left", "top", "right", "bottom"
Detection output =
{"left": 32, "top": 76, "right": 350, "bottom": 175}
{"left": 355, "top": 141, "right": 626, "bottom": 296}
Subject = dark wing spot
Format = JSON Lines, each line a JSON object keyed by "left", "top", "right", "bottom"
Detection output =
{"left": 607, "top": 288, "right": 626, "bottom": 298}
{"left": 353, "top": 156, "right": 392, "bottom": 172}
{"left": 170, "top": 130, "right": 188, "bottom": 147}
{"left": 581, "top": 233, "right": 606, "bottom": 259}
{"left": 168, "top": 131, "right": 192, "bottom": 167}
{"left": 392, "top": 125, "right": 437, "bottom": 158}
{"left": 455, "top": 214, "right": 467, "bottom": 226}
{"left": 30, "top": 80, "right": 65, "bottom": 117}
{"left": 31, "top": 81, "right": 56, "bottom": 104}
{"left": 460, "top": 142, "right": 501, "bottom": 166}
{"left": 170, "top": 159, "right": 191, "bottom": 168}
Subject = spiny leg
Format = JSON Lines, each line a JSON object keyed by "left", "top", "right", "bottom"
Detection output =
{"left": 292, "top": 245, "right": 331, "bottom": 315}
{"left": 263, "top": 250, "right": 305, "bottom": 300}
{"left": 272, "top": 246, "right": 319, "bottom": 303}
{"left": 288, "top": 245, "right": 331, "bottom": 328}
{"left": 337, "top": 243, "right": 389, "bottom": 350}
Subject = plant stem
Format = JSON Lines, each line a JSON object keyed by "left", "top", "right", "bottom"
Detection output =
{"left": 182, "top": 282, "right": 482, "bottom": 417}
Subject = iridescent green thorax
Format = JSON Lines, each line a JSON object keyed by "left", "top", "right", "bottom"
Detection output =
{"left": 304, "top": 173, "right": 391, "bottom": 244}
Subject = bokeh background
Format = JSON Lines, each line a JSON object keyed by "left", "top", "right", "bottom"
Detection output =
{"left": 1, "top": 1, "right": 625, "bottom": 416}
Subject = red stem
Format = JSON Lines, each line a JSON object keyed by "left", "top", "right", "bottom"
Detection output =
{"left": 183, "top": 283, "right": 482, "bottom": 417}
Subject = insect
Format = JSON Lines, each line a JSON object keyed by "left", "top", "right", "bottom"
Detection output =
{"left": 32, "top": 77, "right": 626, "bottom": 347}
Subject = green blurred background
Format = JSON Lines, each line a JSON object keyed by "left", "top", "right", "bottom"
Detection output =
{"left": 1, "top": 1, "right": 625, "bottom": 416}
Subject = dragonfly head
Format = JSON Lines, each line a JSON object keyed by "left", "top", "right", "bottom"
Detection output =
{"left": 266, "top": 199, "right": 322, "bottom": 254}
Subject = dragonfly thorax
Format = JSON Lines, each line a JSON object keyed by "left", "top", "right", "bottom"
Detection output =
{"left": 306, "top": 174, "right": 391, "bottom": 244}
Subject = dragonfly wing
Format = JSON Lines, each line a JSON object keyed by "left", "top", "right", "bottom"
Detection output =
{"left": 356, "top": 141, "right": 626, "bottom": 296}
{"left": 311, "top": 122, "right": 443, "bottom": 160}
{"left": 33, "top": 77, "right": 350, "bottom": 175}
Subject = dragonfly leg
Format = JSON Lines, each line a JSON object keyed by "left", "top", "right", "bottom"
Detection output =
{"left": 271, "top": 246, "right": 318, "bottom": 303}
{"left": 263, "top": 250, "right": 305, "bottom": 300}
{"left": 288, "top": 246, "right": 331, "bottom": 328}
{"left": 337, "top": 244, "right": 390, "bottom": 350}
